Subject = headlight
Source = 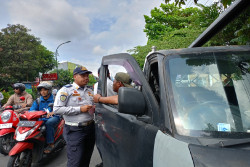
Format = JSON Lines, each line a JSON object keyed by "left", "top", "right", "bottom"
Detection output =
{"left": 1, "top": 111, "right": 11, "bottom": 122}
{"left": 15, "top": 125, "right": 38, "bottom": 141}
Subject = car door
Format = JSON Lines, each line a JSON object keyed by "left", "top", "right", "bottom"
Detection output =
{"left": 95, "top": 53, "right": 160, "bottom": 167}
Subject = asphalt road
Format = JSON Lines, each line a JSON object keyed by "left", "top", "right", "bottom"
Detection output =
{"left": 0, "top": 145, "right": 102, "bottom": 167}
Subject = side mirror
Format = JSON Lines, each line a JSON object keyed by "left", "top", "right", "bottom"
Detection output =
{"left": 48, "top": 103, "right": 54, "bottom": 108}
{"left": 118, "top": 87, "right": 146, "bottom": 115}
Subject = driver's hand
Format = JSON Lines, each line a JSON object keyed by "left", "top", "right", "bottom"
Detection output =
{"left": 47, "top": 112, "right": 54, "bottom": 118}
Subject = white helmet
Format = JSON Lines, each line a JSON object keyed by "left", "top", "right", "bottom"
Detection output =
{"left": 37, "top": 82, "right": 52, "bottom": 95}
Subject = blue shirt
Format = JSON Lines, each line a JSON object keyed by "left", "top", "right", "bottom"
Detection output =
{"left": 30, "top": 95, "right": 54, "bottom": 112}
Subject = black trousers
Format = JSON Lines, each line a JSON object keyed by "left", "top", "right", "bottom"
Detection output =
{"left": 64, "top": 122, "right": 95, "bottom": 167}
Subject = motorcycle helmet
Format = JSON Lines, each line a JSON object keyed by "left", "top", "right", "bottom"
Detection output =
{"left": 13, "top": 83, "right": 26, "bottom": 92}
{"left": 37, "top": 82, "right": 52, "bottom": 95}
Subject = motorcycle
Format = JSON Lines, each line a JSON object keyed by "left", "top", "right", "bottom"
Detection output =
{"left": 0, "top": 106, "right": 19, "bottom": 155}
{"left": 0, "top": 96, "right": 31, "bottom": 155}
{"left": 7, "top": 109, "right": 65, "bottom": 167}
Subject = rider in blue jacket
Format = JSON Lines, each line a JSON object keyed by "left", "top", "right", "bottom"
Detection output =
{"left": 30, "top": 82, "right": 60, "bottom": 153}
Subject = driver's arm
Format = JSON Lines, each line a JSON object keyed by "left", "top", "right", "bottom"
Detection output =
{"left": 2, "top": 95, "right": 14, "bottom": 108}
{"left": 94, "top": 94, "right": 118, "bottom": 105}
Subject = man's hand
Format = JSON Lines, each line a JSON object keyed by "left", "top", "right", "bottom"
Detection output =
{"left": 21, "top": 103, "right": 27, "bottom": 108}
{"left": 80, "top": 105, "right": 93, "bottom": 113}
{"left": 93, "top": 94, "right": 101, "bottom": 103}
{"left": 47, "top": 112, "right": 54, "bottom": 118}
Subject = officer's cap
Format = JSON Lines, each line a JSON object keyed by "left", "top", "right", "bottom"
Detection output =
{"left": 73, "top": 66, "right": 92, "bottom": 75}
{"left": 114, "top": 72, "right": 133, "bottom": 88}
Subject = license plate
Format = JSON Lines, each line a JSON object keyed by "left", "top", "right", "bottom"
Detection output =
{"left": 0, "top": 123, "right": 13, "bottom": 129}
{"left": 17, "top": 121, "right": 36, "bottom": 127}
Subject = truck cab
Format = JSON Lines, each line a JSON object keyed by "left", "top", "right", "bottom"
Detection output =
{"left": 95, "top": 45, "right": 250, "bottom": 167}
{"left": 95, "top": 0, "right": 250, "bottom": 166}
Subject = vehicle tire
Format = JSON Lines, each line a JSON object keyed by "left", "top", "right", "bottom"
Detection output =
{"left": 7, "top": 149, "right": 32, "bottom": 167}
{"left": 0, "top": 133, "right": 15, "bottom": 155}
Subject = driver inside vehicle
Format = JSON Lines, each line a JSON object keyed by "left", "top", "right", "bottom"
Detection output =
{"left": 93, "top": 72, "right": 133, "bottom": 105}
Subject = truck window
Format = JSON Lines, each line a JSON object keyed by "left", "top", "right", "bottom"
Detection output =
{"left": 166, "top": 51, "right": 250, "bottom": 138}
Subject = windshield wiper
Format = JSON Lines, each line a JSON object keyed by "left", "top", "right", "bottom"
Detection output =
{"left": 208, "top": 138, "right": 250, "bottom": 147}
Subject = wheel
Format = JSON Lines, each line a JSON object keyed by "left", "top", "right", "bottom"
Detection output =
{"left": 0, "top": 133, "right": 15, "bottom": 155}
{"left": 7, "top": 149, "right": 32, "bottom": 167}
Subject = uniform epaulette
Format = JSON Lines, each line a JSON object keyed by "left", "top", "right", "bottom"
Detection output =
{"left": 64, "top": 84, "right": 72, "bottom": 88}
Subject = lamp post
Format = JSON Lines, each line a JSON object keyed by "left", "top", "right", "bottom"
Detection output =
{"left": 55, "top": 41, "right": 71, "bottom": 79}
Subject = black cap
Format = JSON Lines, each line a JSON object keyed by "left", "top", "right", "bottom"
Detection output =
{"left": 73, "top": 66, "right": 92, "bottom": 75}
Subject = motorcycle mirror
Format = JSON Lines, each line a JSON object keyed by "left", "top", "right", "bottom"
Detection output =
{"left": 13, "top": 105, "right": 21, "bottom": 110}
{"left": 48, "top": 103, "right": 54, "bottom": 108}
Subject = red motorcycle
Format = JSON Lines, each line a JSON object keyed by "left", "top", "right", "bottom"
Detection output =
{"left": 7, "top": 110, "right": 65, "bottom": 167}
{"left": 0, "top": 106, "right": 19, "bottom": 155}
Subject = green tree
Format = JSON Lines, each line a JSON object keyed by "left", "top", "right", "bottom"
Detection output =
{"left": 51, "top": 69, "right": 96, "bottom": 88}
{"left": 130, "top": 3, "right": 221, "bottom": 68}
{"left": 144, "top": 3, "right": 221, "bottom": 41}
{"left": 88, "top": 74, "right": 97, "bottom": 87}
{"left": 0, "top": 24, "right": 56, "bottom": 89}
{"left": 164, "top": 0, "right": 234, "bottom": 8}
{"left": 131, "top": 2, "right": 249, "bottom": 68}
{"left": 51, "top": 69, "right": 74, "bottom": 88}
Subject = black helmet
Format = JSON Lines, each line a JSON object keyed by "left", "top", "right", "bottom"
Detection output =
{"left": 13, "top": 83, "right": 25, "bottom": 92}
{"left": 37, "top": 82, "right": 52, "bottom": 95}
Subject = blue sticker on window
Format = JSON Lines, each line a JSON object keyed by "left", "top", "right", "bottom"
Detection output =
{"left": 217, "top": 123, "right": 231, "bottom": 132}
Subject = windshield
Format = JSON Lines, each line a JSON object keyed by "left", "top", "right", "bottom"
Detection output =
{"left": 167, "top": 51, "right": 250, "bottom": 138}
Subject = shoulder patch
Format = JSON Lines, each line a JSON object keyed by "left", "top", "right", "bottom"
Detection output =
{"left": 64, "top": 84, "right": 72, "bottom": 88}
{"left": 60, "top": 95, "right": 67, "bottom": 102}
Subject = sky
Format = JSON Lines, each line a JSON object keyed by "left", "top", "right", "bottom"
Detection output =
{"left": 0, "top": 0, "right": 213, "bottom": 76}
{"left": 0, "top": 0, "right": 165, "bottom": 76}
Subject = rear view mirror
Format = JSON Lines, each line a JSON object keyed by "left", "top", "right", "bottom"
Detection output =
{"left": 118, "top": 87, "right": 146, "bottom": 115}
{"left": 48, "top": 103, "right": 54, "bottom": 108}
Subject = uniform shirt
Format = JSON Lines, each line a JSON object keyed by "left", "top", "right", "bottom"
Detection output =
{"left": 53, "top": 82, "right": 94, "bottom": 123}
{"left": 29, "top": 95, "right": 54, "bottom": 112}
{"left": 3, "top": 91, "right": 33, "bottom": 107}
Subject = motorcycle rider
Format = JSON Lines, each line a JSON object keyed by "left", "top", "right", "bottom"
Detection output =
{"left": 3, "top": 83, "right": 33, "bottom": 113}
{"left": 29, "top": 82, "right": 60, "bottom": 154}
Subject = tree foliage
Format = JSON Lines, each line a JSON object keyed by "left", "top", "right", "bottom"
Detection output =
{"left": 0, "top": 24, "right": 56, "bottom": 89}
{"left": 209, "top": 7, "right": 250, "bottom": 45}
{"left": 131, "top": 2, "right": 249, "bottom": 68}
{"left": 51, "top": 69, "right": 96, "bottom": 88}
{"left": 164, "top": 0, "right": 234, "bottom": 8}
{"left": 130, "top": 3, "right": 220, "bottom": 68}
{"left": 144, "top": 3, "right": 221, "bottom": 41}
{"left": 51, "top": 69, "right": 74, "bottom": 88}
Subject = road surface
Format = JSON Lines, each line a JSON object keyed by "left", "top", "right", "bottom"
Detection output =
{"left": 0, "top": 145, "right": 102, "bottom": 167}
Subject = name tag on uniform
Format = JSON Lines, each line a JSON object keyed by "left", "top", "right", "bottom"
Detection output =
{"left": 72, "top": 93, "right": 80, "bottom": 96}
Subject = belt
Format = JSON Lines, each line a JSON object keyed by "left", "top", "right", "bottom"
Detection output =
{"left": 65, "top": 120, "right": 94, "bottom": 127}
